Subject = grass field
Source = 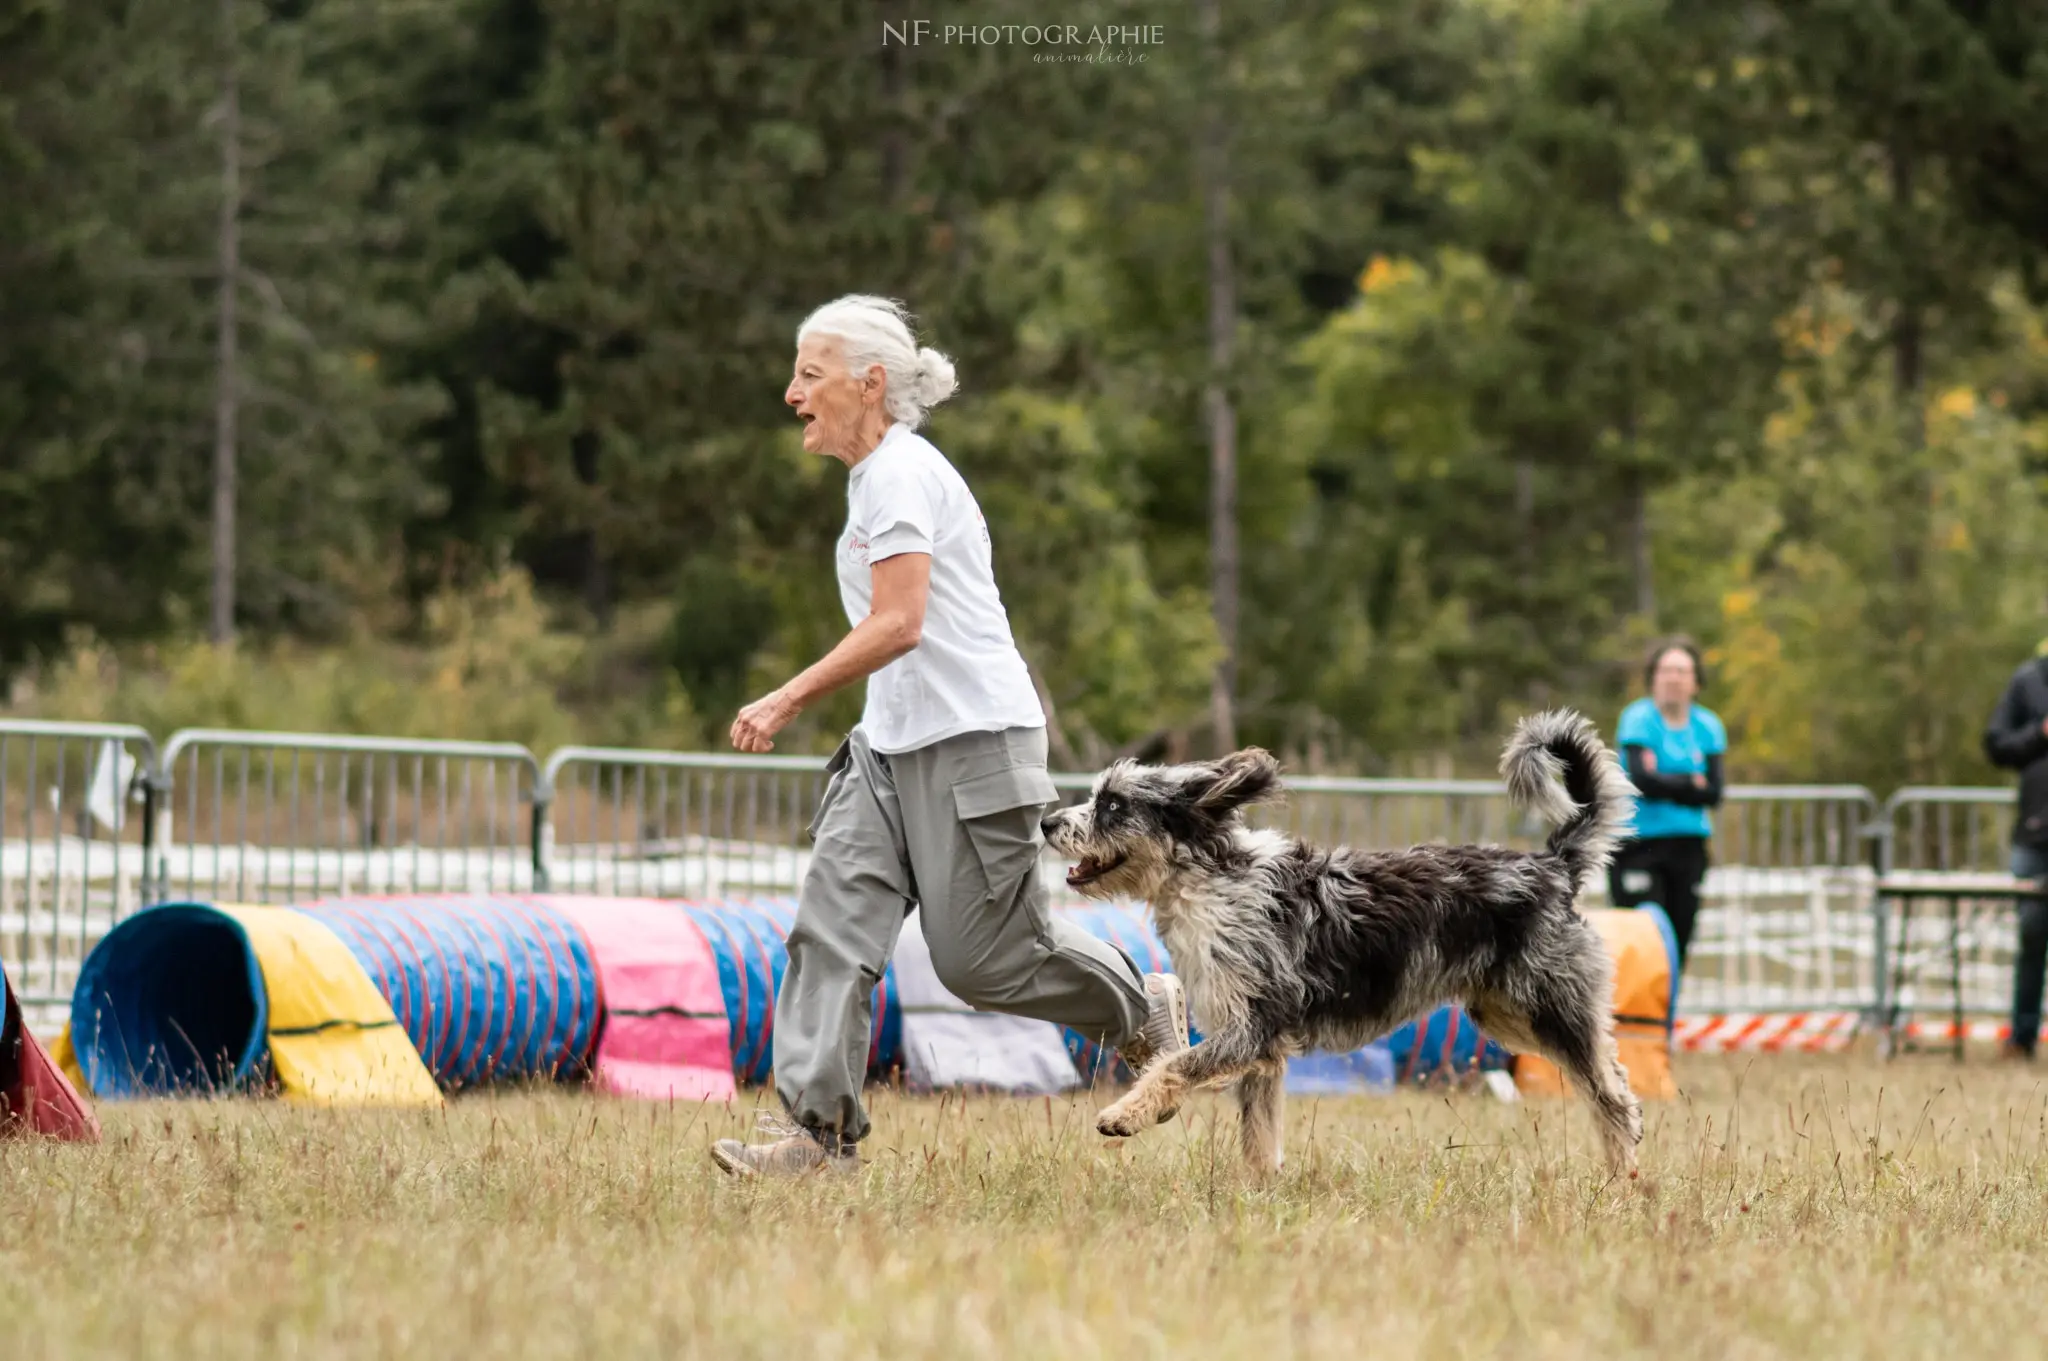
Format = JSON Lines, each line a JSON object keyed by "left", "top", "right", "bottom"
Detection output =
{"left": 3, "top": 1052, "right": 2046, "bottom": 1360}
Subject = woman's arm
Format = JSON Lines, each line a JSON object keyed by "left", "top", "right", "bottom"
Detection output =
{"left": 1697, "top": 751, "right": 1725, "bottom": 809}
{"left": 1623, "top": 745, "right": 1719, "bottom": 807}
{"left": 1984, "top": 669, "right": 2048, "bottom": 770}
{"left": 730, "top": 554, "right": 932, "bottom": 753}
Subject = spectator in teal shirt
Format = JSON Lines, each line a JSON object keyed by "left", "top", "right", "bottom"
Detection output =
{"left": 1608, "top": 638, "right": 1727, "bottom": 968}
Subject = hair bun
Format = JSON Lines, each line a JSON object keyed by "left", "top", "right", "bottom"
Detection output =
{"left": 913, "top": 347, "right": 959, "bottom": 408}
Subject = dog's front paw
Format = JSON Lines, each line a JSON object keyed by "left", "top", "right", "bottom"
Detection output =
{"left": 1096, "top": 1099, "right": 1145, "bottom": 1139}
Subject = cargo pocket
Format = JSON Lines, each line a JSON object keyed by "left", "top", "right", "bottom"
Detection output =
{"left": 950, "top": 764, "right": 1059, "bottom": 907}
{"left": 805, "top": 737, "right": 855, "bottom": 843}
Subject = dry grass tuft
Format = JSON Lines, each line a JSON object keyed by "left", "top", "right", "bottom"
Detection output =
{"left": 3, "top": 1053, "right": 2045, "bottom": 1359}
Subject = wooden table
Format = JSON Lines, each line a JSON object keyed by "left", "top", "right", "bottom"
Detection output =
{"left": 1876, "top": 873, "right": 2048, "bottom": 1061}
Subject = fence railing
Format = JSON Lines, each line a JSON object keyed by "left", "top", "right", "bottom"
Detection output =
{"left": 6, "top": 717, "right": 2034, "bottom": 1030}
{"left": 1880, "top": 786, "right": 2016, "bottom": 873}
{"left": 1865, "top": 788, "right": 2030, "bottom": 1027}
{"left": 537, "top": 747, "right": 833, "bottom": 900}
{"left": 525, "top": 757, "right": 1888, "bottom": 1018}
{"left": 0, "top": 720, "right": 158, "bottom": 1009}
{"left": 149, "top": 730, "right": 546, "bottom": 906}
{"left": 1629, "top": 786, "right": 1882, "bottom": 1017}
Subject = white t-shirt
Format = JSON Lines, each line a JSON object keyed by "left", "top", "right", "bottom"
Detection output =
{"left": 836, "top": 423, "right": 1044, "bottom": 754}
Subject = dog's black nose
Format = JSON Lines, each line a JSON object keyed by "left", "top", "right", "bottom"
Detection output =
{"left": 1039, "top": 813, "right": 1059, "bottom": 837}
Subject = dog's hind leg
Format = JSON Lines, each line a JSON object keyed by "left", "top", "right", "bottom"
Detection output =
{"left": 1576, "top": 1042, "right": 1642, "bottom": 1177}
{"left": 1234, "top": 1061, "right": 1286, "bottom": 1179}
{"left": 1097, "top": 1028, "right": 1268, "bottom": 1139}
{"left": 1473, "top": 989, "right": 1643, "bottom": 1177}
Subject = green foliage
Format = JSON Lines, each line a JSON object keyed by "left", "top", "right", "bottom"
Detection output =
{"left": 6, "top": 0, "right": 2048, "bottom": 783}
{"left": 664, "top": 556, "right": 777, "bottom": 719}
{"left": 943, "top": 389, "right": 1221, "bottom": 760}
{"left": 1695, "top": 286, "right": 2048, "bottom": 788}
{"left": 8, "top": 568, "right": 706, "bottom": 753}
{"left": 0, "top": 0, "right": 446, "bottom": 649}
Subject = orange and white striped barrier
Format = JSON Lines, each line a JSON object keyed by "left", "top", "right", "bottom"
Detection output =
{"left": 1674, "top": 1012, "right": 1860, "bottom": 1053}
{"left": 1893, "top": 1019, "right": 2048, "bottom": 1045}
{"left": 1675, "top": 1013, "right": 2048, "bottom": 1053}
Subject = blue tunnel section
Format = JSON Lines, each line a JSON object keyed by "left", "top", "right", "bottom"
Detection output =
{"left": 680, "top": 898, "right": 902, "bottom": 1084}
{"left": 70, "top": 895, "right": 604, "bottom": 1097}
{"left": 291, "top": 895, "right": 601, "bottom": 1088}
{"left": 70, "top": 904, "right": 270, "bottom": 1098}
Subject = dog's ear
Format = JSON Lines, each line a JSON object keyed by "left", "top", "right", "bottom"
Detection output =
{"left": 1185, "top": 748, "right": 1283, "bottom": 815}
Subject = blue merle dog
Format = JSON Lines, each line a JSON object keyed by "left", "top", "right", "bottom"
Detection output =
{"left": 1042, "top": 710, "right": 1645, "bottom": 1178}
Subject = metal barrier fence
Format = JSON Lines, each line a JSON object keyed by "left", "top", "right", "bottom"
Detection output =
{"left": 1871, "top": 788, "right": 2029, "bottom": 1027}
{"left": 534, "top": 751, "right": 1882, "bottom": 1016}
{"left": 0, "top": 717, "right": 1993, "bottom": 1029}
{"left": 537, "top": 747, "right": 833, "bottom": 900}
{"left": 1882, "top": 787, "right": 2016, "bottom": 873}
{"left": 1192, "top": 775, "right": 1884, "bottom": 1017}
{"left": 1240, "top": 777, "right": 1877, "bottom": 873}
{"left": 0, "top": 720, "right": 158, "bottom": 1010}
{"left": 1077, "top": 779, "right": 1882, "bottom": 1021}
{"left": 1635, "top": 787, "right": 1881, "bottom": 1017}
{"left": 531, "top": 761, "right": 1556, "bottom": 906}
{"left": 149, "top": 730, "right": 546, "bottom": 905}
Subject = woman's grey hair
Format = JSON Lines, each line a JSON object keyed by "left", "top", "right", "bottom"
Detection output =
{"left": 797, "top": 295, "right": 959, "bottom": 430}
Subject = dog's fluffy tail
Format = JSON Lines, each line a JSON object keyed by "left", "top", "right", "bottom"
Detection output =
{"left": 1499, "top": 709, "right": 1634, "bottom": 887}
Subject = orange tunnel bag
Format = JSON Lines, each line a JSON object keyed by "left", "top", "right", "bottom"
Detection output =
{"left": 1512, "top": 906, "right": 1678, "bottom": 1101}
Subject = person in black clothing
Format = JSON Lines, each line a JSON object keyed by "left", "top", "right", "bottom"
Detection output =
{"left": 1608, "top": 639, "right": 1727, "bottom": 969}
{"left": 1983, "top": 645, "right": 2048, "bottom": 1060}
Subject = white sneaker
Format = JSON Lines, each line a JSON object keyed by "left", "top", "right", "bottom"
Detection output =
{"left": 709, "top": 1114, "right": 860, "bottom": 1178}
{"left": 1118, "top": 972, "right": 1190, "bottom": 1076}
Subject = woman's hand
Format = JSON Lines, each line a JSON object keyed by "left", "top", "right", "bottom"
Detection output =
{"left": 726, "top": 556, "right": 930, "bottom": 754}
{"left": 731, "top": 689, "right": 802, "bottom": 753}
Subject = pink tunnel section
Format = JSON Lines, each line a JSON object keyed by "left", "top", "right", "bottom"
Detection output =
{"left": 546, "top": 896, "right": 737, "bottom": 1105}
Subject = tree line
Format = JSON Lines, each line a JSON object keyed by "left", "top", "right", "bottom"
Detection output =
{"left": 4, "top": 0, "right": 2046, "bottom": 790}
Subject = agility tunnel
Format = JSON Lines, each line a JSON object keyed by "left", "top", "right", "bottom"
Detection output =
{"left": 1513, "top": 904, "right": 1679, "bottom": 1101}
{"left": 1285, "top": 1046, "right": 1397, "bottom": 1095}
{"left": 2, "top": 959, "right": 98, "bottom": 1140}
{"left": 677, "top": 897, "right": 903, "bottom": 1084}
{"left": 69, "top": 896, "right": 607, "bottom": 1102}
{"left": 1287, "top": 1011, "right": 1509, "bottom": 1097}
{"left": 62, "top": 893, "right": 1619, "bottom": 1107}
{"left": 64, "top": 895, "right": 901, "bottom": 1104}
{"left": 547, "top": 896, "right": 735, "bottom": 1103}
{"left": 1386, "top": 1006, "right": 1512, "bottom": 1083}
{"left": 292, "top": 894, "right": 748, "bottom": 1103}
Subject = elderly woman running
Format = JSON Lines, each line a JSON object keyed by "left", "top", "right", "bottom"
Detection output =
{"left": 712, "top": 295, "right": 1188, "bottom": 1176}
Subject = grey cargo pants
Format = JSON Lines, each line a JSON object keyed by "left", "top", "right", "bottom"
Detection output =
{"left": 774, "top": 725, "right": 1150, "bottom": 1144}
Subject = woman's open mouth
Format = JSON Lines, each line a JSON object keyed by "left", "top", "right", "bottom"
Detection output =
{"left": 1065, "top": 853, "right": 1126, "bottom": 887}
